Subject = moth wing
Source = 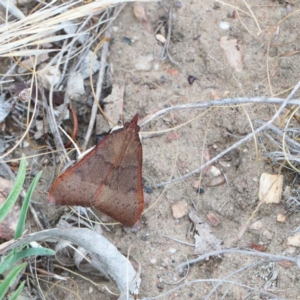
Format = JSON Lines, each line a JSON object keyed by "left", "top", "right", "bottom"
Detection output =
{"left": 92, "top": 128, "right": 143, "bottom": 226}
{"left": 48, "top": 134, "right": 116, "bottom": 207}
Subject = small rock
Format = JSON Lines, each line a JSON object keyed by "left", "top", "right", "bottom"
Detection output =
{"left": 262, "top": 230, "right": 273, "bottom": 240}
{"left": 150, "top": 258, "right": 157, "bottom": 264}
{"left": 207, "top": 175, "right": 225, "bottom": 187}
{"left": 153, "top": 63, "right": 160, "bottom": 71}
{"left": 243, "top": 147, "right": 249, "bottom": 153}
{"left": 156, "top": 34, "right": 166, "bottom": 44}
{"left": 219, "top": 21, "right": 230, "bottom": 30}
{"left": 279, "top": 260, "right": 294, "bottom": 269}
{"left": 277, "top": 213, "right": 286, "bottom": 223}
{"left": 287, "top": 232, "right": 300, "bottom": 247}
{"left": 286, "top": 246, "right": 296, "bottom": 254}
{"left": 223, "top": 90, "right": 230, "bottom": 97}
{"left": 250, "top": 220, "right": 263, "bottom": 231}
{"left": 250, "top": 243, "right": 267, "bottom": 252}
{"left": 259, "top": 173, "right": 283, "bottom": 204}
{"left": 131, "top": 76, "right": 141, "bottom": 84}
{"left": 169, "top": 248, "right": 176, "bottom": 254}
{"left": 210, "top": 166, "right": 221, "bottom": 176}
{"left": 206, "top": 212, "right": 220, "bottom": 226}
{"left": 172, "top": 201, "right": 188, "bottom": 219}
{"left": 167, "top": 69, "right": 179, "bottom": 76}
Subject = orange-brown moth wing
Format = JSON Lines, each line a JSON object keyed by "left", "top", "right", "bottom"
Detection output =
{"left": 92, "top": 116, "right": 143, "bottom": 226}
{"left": 48, "top": 114, "right": 144, "bottom": 226}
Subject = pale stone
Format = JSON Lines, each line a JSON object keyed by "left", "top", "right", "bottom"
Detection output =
{"left": 277, "top": 214, "right": 286, "bottom": 223}
{"left": 287, "top": 232, "right": 300, "bottom": 247}
{"left": 172, "top": 201, "right": 188, "bottom": 219}
{"left": 259, "top": 173, "right": 283, "bottom": 204}
{"left": 250, "top": 220, "right": 263, "bottom": 231}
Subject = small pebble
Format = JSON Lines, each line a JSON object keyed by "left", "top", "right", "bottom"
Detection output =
{"left": 223, "top": 90, "right": 230, "bottom": 97}
{"left": 169, "top": 248, "right": 176, "bottom": 254}
{"left": 286, "top": 246, "right": 296, "bottom": 254}
{"left": 150, "top": 258, "right": 157, "bottom": 264}
{"left": 210, "top": 166, "right": 221, "bottom": 176}
{"left": 287, "top": 232, "right": 300, "bottom": 247}
{"left": 156, "top": 34, "right": 166, "bottom": 44}
{"left": 259, "top": 173, "right": 283, "bottom": 204}
{"left": 172, "top": 201, "right": 188, "bottom": 219}
{"left": 207, "top": 175, "right": 225, "bottom": 187}
{"left": 167, "top": 69, "right": 179, "bottom": 76}
{"left": 206, "top": 212, "right": 220, "bottom": 226}
{"left": 277, "top": 213, "right": 286, "bottom": 223}
{"left": 153, "top": 63, "right": 160, "bottom": 71}
{"left": 219, "top": 21, "right": 230, "bottom": 30}
{"left": 250, "top": 220, "right": 263, "bottom": 231}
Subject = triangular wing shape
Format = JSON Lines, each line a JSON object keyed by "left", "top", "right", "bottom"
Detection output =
{"left": 48, "top": 114, "right": 144, "bottom": 226}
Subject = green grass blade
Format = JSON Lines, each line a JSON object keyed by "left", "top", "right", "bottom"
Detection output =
{"left": 0, "top": 155, "right": 26, "bottom": 223}
{"left": 14, "top": 171, "right": 42, "bottom": 239}
{"left": 8, "top": 281, "right": 25, "bottom": 300}
{"left": 0, "top": 247, "right": 55, "bottom": 274}
{"left": 0, "top": 263, "right": 26, "bottom": 299}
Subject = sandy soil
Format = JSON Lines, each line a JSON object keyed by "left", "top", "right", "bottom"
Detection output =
{"left": 89, "top": 1, "right": 300, "bottom": 299}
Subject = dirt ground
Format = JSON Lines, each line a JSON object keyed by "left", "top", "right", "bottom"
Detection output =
{"left": 2, "top": 0, "right": 300, "bottom": 299}
{"left": 85, "top": 1, "right": 300, "bottom": 299}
